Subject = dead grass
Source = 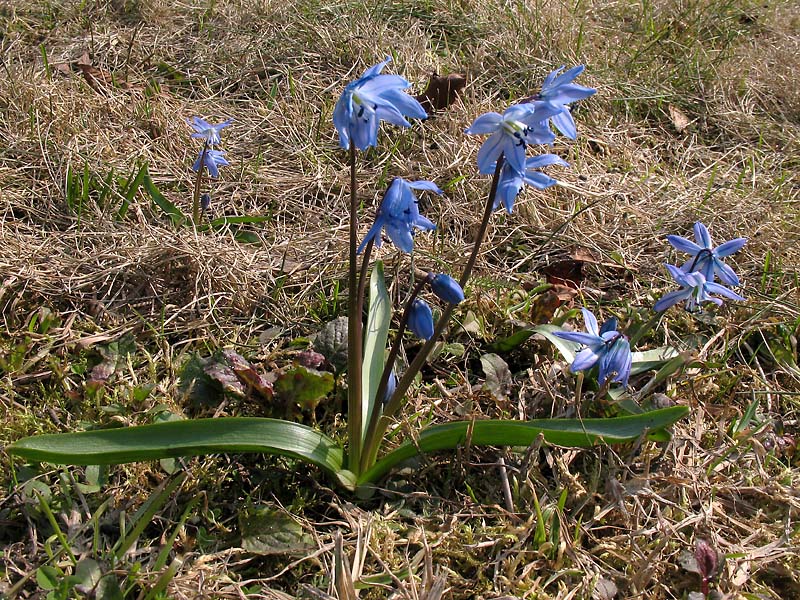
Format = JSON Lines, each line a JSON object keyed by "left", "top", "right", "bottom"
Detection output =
{"left": 1, "top": 0, "right": 799, "bottom": 597}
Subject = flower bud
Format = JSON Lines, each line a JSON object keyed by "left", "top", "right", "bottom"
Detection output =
{"left": 430, "top": 274, "right": 464, "bottom": 305}
{"left": 382, "top": 370, "right": 397, "bottom": 406}
{"left": 408, "top": 299, "right": 434, "bottom": 340}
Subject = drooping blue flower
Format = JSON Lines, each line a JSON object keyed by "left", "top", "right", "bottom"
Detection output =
{"left": 333, "top": 57, "right": 427, "bottom": 151}
{"left": 654, "top": 264, "right": 745, "bottom": 313}
{"left": 358, "top": 177, "right": 442, "bottom": 254}
{"left": 188, "top": 117, "right": 233, "bottom": 146}
{"left": 430, "top": 274, "right": 464, "bottom": 304}
{"left": 553, "top": 308, "right": 632, "bottom": 386}
{"left": 408, "top": 298, "right": 434, "bottom": 340}
{"left": 192, "top": 148, "right": 229, "bottom": 178}
{"left": 382, "top": 370, "right": 397, "bottom": 406}
{"left": 667, "top": 222, "right": 747, "bottom": 286}
{"left": 495, "top": 154, "right": 569, "bottom": 213}
{"left": 465, "top": 102, "right": 562, "bottom": 174}
{"left": 534, "top": 65, "right": 596, "bottom": 139}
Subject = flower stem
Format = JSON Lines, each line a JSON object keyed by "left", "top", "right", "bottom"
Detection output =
{"left": 347, "top": 144, "right": 363, "bottom": 474}
{"left": 360, "top": 156, "right": 505, "bottom": 471}
{"left": 192, "top": 143, "right": 208, "bottom": 227}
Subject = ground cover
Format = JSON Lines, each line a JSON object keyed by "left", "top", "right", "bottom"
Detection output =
{"left": 0, "top": 0, "right": 798, "bottom": 597}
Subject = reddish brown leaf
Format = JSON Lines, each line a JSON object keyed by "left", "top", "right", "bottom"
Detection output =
{"left": 414, "top": 73, "right": 466, "bottom": 113}
{"left": 73, "top": 52, "right": 130, "bottom": 92}
{"left": 529, "top": 284, "right": 577, "bottom": 324}
{"left": 222, "top": 349, "right": 273, "bottom": 399}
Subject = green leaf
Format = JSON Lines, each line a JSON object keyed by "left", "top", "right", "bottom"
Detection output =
{"left": 239, "top": 502, "right": 315, "bottom": 555}
{"left": 143, "top": 172, "right": 186, "bottom": 226}
{"left": 533, "top": 324, "right": 580, "bottom": 363}
{"left": 480, "top": 353, "right": 511, "bottom": 400}
{"left": 74, "top": 559, "right": 102, "bottom": 594}
{"left": 361, "top": 261, "right": 391, "bottom": 438}
{"left": 630, "top": 346, "right": 680, "bottom": 375}
{"left": 274, "top": 365, "right": 334, "bottom": 410}
{"left": 118, "top": 163, "right": 147, "bottom": 219}
{"left": 314, "top": 316, "right": 349, "bottom": 373}
{"left": 358, "top": 406, "right": 689, "bottom": 485}
{"left": 37, "top": 566, "right": 61, "bottom": 591}
{"left": 490, "top": 328, "right": 536, "bottom": 352}
{"left": 8, "top": 418, "right": 345, "bottom": 480}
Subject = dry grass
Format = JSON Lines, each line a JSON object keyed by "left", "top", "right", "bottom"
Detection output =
{"left": 1, "top": 0, "right": 799, "bottom": 597}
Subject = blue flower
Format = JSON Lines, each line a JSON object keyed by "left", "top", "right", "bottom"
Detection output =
{"left": 188, "top": 117, "right": 233, "bottom": 146}
{"left": 430, "top": 274, "right": 464, "bottom": 304}
{"left": 495, "top": 154, "right": 569, "bottom": 213}
{"left": 654, "top": 264, "right": 745, "bottom": 313}
{"left": 192, "top": 148, "right": 229, "bottom": 178}
{"left": 382, "top": 370, "right": 397, "bottom": 406}
{"left": 534, "top": 65, "right": 596, "bottom": 139}
{"left": 553, "top": 308, "right": 632, "bottom": 386}
{"left": 465, "top": 102, "right": 562, "bottom": 174}
{"left": 667, "top": 222, "right": 747, "bottom": 286}
{"left": 333, "top": 57, "right": 427, "bottom": 151}
{"left": 358, "top": 177, "right": 442, "bottom": 254}
{"left": 408, "top": 299, "right": 434, "bottom": 340}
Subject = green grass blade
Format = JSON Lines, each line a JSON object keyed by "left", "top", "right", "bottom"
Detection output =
{"left": 143, "top": 171, "right": 186, "bottom": 226}
{"left": 8, "top": 418, "right": 345, "bottom": 477}
{"left": 361, "top": 261, "right": 391, "bottom": 439}
{"left": 358, "top": 406, "right": 689, "bottom": 485}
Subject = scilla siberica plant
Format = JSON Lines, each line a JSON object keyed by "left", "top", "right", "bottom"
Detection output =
{"left": 9, "top": 57, "right": 691, "bottom": 491}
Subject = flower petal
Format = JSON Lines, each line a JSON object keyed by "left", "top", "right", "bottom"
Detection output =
{"left": 714, "top": 237, "right": 747, "bottom": 257}
{"left": 693, "top": 222, "right": 712, "bottom": 248}
{"left": 714, "top": 259, "right": 740, "bottom": 286}
{"left": 475, "top": 132, "right": 505, "bottom": 174}
{"left": 667, "top": 234, "right": 701, "bottom": 255}
{"left": 553, "top": 331, "right": 604, "bottom": 346}
{"left": 406, "top": 180, "right": 443, "bottom": 194}
{"left": 466, "top": 112, "right": 503, "bottom": 134}
{"left": 654, "top": 288, "right": 690, "bottom": 312}
{"left": 705, "top": 282, "right": 745, "bottom": 302}
{"left": 582, "top": 307, "right": 599, "bottom": 336}
{"left": 550, "top": 108, "right": 577, "bottom": 139}
{"left": 570, "top": 347, "right": 600, "bottom": 373}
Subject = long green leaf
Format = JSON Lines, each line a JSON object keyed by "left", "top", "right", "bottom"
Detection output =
{"left": 534, "top": 324, "right": 580, "bottom": 362}
{"left": 143, "top": 172, "right": 186, "bottom": 226}
{"left": 8, "top": 418, "right": 344, "bottom": 477}
{"left": 361, "top": 261, "right": 391, "bottom": 439}
{"left": 358, "top": 406, "right": 688, "bottom": 485}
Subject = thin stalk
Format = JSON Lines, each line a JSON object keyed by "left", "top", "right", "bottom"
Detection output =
{"left": 192, "top": 143, "right": 208, "bottom": 226}
{"left": 360, "top": 276, "right": 428, "bottom": 472}
{"left": 347, "top": 144, "right": 363, "bottom": 473}
{"left": 356, "top": 238, "right": 375, "bottom": 325}
{"left": 361, "top": 156, "right": 505, "bottom": 469}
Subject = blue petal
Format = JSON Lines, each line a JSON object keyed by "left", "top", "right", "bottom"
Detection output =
{"left": 714, "top": 237, "right": 747, "bottom": 257}
{"left": 431, "top": 274, "right": 465, "bottom": 304}
{"left": 705, "top": 282, "right": 745, "bottom": 302}
{"left": 600, "top": 337, "right": 631, "bottom": 386}
{"left": 385, "top": 221, "right": 414, "bottom": 253}
{"left": 714, "top": 259, "right": 740, "bottom": 286}
{"left": 654, "top": 288, "right": 690, "bottom": 312}
{"left": 582, "top": 307, "right": 599, "bottom": 336}
{"left": 599, "top": 317, "right": 618, "bottom": 335}
{"left": 375, "top": 103, "right": 412, "bottom": 127}
{"left": 408, "top": 299, "right": 435, "bottom": 340}
{"left": 544, "top": 83, "right": 596, "bottom": 105}
{"left": 544, "top": 65, "right": 584, "bottom": 91}
{"left": 667, "top": 234, "right": 701, "bottom": 255}
{"left": 406, "top": 180, "right": 443, "bottom": 194}
{"left": 475, "top": 132, "right": 505, "bottom": 174}
{"left": 361, "top": 56, "right": 391, "bottom": 79}
{"left": 521, "top": 171, "right": 558, "bottom": 190}
{"left": 496, "top": 168, "right": 523, "bottom": 213}
{"left": 466, "top": 112, "right": 503, "bottom": 134}
{"left": 550, "top": 109, "right": 577, "bottom": 139}
{"left": 359, "top": 74, "right": 411, "bottom": 95}
{"left": 525, "top": 154, "right": 569, "bottom": 169}
{"left": 380, "top": 88, "right": 427, "bottom": 119}
{"left": 358, "top": 219, "right": 385, "bottom": 253}
{"left": 693, "top": 222, "right": 712, "bottom": 248}
{"left": 571, "top": 347, "right": 600, "bottom": 372}
{"left": 553, "top": 331, "right": 603, "bottom": 346}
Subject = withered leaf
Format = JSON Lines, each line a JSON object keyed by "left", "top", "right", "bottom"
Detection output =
{"left": 414, "top": 72, "right": 466, "bottom": 113}
{"left": 74, "top": 51, "right": 131, "bottom": 93}
{"left": 529, "top": 284, "right": 577, "bottom": 324}
{"left": 668, "top": 104, "right": 691, "bottom": 132}
{"left": 221, "top": 349, "right": 273, "bottom": 399}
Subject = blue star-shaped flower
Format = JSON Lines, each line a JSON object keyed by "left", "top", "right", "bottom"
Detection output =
{"left": 495, "top": 154, "right": 569, "bottom": 213}
{"left": 333, "top": 57, "right": 427, "bottom": 151}
{"left": 553, "top": 308, "right": 632, "bottom": 387}
{"left": 192, "top": 148, "right": 229, "bottom": 178}
{"left": 534, "top": 65, "right": 596, "bottom": 139}
{"left": 465, "top": 102, "right": 561, "bottom": 174}
{"left": 667, "top": 222, "right": 747, "bottom": 286}
{"left": 654, "top": 264, "right": 745, "bottom": 313}
{"left": 358, "top": 177, "right": 442, "bottom": 254}
{"left": 188, "top": 117, "right": 233, "bottom": 146}
{"left": 408, "top": 299, "right": 434, "bottom": 340}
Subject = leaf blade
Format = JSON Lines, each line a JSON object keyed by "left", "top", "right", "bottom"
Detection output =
{"left": 361, "top": 261, "right": 391, "bottom": 439}
{"left": 358, "top": 406, "right": 689, "bottom": 485}
{"left": 8, "top": 418, "right": 344, "bottom": 477}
